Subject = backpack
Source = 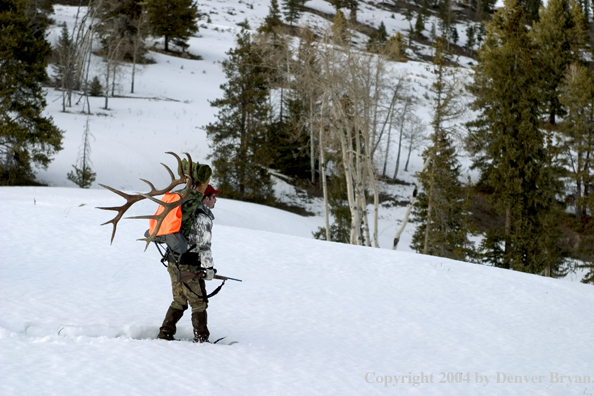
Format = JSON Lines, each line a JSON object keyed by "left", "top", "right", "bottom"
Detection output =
{"left": 146, "top": 190, "right": 202, "bottom": 254}
{"left": 148, "top": 192, "right": 182, "bottom": 236}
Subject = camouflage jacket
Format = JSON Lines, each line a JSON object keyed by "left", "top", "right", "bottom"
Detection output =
{"left": 177, "top": 189, "right": 203, "bottom": 237}
{"left": 179, "top": 201, "right": 214, "bottom": 272}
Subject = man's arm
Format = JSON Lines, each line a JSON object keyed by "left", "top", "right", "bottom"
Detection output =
{"left": 187, "top": 211, "right": 214, "bottom": 268}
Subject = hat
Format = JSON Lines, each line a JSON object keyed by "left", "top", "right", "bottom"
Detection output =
{"left": 181, "top": 159, "right": 212, "bottom": 183}
{"left": 203, "top": 184, "right": 221, "bottom": 196}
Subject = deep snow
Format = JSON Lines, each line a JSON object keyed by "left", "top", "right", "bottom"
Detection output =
{"left": 2, "top": 2, "right": 593, "bottom": 394}
{"left": 1, "top": 187, "right": 593, "bottom": 396}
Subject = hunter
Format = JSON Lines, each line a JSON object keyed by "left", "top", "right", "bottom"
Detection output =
{"left": 157, "top": 163, "right": 221, "bottom": 343}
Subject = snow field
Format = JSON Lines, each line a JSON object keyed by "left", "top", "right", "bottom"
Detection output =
{"left": 1, "top": 187, "right": 593, "bottom": 395}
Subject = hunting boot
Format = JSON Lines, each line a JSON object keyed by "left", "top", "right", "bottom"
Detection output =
{"left": 157, "top": 306, "right": 185, "bottom": 340}
{"left": 191, "top": 310, "right": 210, "bottom": 343}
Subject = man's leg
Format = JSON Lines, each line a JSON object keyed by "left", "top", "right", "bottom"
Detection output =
{"left": 184, "top": 278, "right": 210, "bottom": 343}
{"left": 158, "top": 264, "right": 189, "bottom": 340}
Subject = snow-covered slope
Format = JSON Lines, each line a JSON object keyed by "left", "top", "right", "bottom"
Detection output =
{"left": 1, "top": 187, "right": 593, "bottom": 396}
{"left": 3, "top": 3, "right": 593, "bottom": 394}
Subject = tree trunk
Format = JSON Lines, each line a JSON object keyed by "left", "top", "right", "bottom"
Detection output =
{"left": 503, "top": 204, "right": 512, "bottom": 269}
{"left": 404, "top": 137, "right": 413, "bottom": 172}
{"left": 310, "top": 99, "right": 315, "bottom": 185}
{"left": 382, "top": 108, "right": 394, "bottom": 177}
{"left": 104, "top": 63, "right": 110, "bottom": 110}
{"left": 319, "top": 101, "right": 330, "bottom": 242}
{"left": 394, "top": 100, "right": 411, "bottom": 179}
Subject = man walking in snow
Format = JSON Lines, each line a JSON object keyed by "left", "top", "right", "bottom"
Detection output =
{"left": 158, "top": 181, "right": 221, "bottom": 343}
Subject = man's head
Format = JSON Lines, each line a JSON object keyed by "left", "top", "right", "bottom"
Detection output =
{"left": 202, "top": 184, "right": 220, "bottom": 209}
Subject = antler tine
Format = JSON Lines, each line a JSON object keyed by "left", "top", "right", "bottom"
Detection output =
{"left": 166, "top": 151, "right": 185, "bottom": 178}
{"left": 128, "top": 170, "right": 194, "bottom": 250}
{"left": 160, "top": 162, "right": 175, "bottom": 181}
{"left": 97, "top": 183, "right": 146, "bottom": 244}
{"left": 98, "top": 151, "right": 191, "bottom": 245}
{"left": 181, "top": 152, "right": 194, "bottom": 195}
{"left": 140, "top": 178, "right": 156, "bottom": 191}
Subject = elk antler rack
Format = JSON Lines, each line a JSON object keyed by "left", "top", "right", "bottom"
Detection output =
{"left": 97, "top": 152, "right": 195, "bottom": 251}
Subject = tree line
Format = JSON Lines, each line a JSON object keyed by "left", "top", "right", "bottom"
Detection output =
{"left": 2, "top": 0, "right": 593, "bottom": 282}
{"left": 205, "top": 0, "right": 594, "bottom": 283}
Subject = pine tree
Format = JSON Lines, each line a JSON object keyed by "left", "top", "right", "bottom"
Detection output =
{"left": 89, "top": 76, "right": 103, "bottom": 97}
{"left": 328, "top": 0, "right": 344, "bottom": 11}
{"left": 282, "top": 0, "right": 308, "bottom": 26}
{"left": 345, "top": 0, "right": 358, "bottom": 22}
{"left": 52, "top": 22, "right": 77, "bottom": 111}
{"left": 558, "top": 64, "right": 594, "bottom": 222}
{"left": 0, "top": 0, "right": 63, "bottom": 185}
{"left": 530, "top": 0, "right": 586, "bottom": 125}
{"left": 411, "top": 38, "right": 470, "bottom": 260}
{"left": 146, "top": 0, "right": 198, "bottom": 52}
{"left": 67, "top": 117, "right": 96, "bottom": 189}
{"left": 259, "top": 0, "right": 283, "bottom": 34}
{"left": 414, "top": 12, "right": 424, "bottom": 38}
{"left": 438, "top": 0, "right": 453, "bottom": 47}
{"left": 367, "top": 21, "right": 388, "bottom": 51}
{"left": 205, "top": 31, "right": 274, "bottom": 204}
{"left": 465, "top": 24, "right": 476, "bottom": 53}
{"left": 313, "top": 175, "right": 352, "bottom": 243}
{"left": 517, "top": 0, "right": 541, "bottom": 23}
{"left": 467, "top": 0, "right": 565, "bottom": 274}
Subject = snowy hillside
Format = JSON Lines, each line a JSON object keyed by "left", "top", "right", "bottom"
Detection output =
{"left": 2, "top": 3, "right": 593, "bottom": 394}
{"left": 39, "top": 2, "right": 460, "bottom": 253}
{"left": 1, "top": 187, "right": 594, "bottom": 396}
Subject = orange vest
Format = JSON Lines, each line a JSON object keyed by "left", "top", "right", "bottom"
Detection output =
{"left": 149, "top": 193, "right": 182, "bottom": 236}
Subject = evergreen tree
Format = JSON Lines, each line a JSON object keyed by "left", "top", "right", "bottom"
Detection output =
{"left": 0, "top": 0, "right": 63, "bottom": 185}
{"left": 52, "top": 22, "right": 77, "bottom": 111}
{"left": 530, "top": 0, "right": 586, "bottom": 125}
{"left": 414, "top": 11, "right": 424, "bottom": 39}
{"left": 313, "top": 175, "right": 352, "bottom": 243}
{"left": 558, "top": 64, "right": 594, "bottom": 222}
{"left": 282, "top": 0, "right": 308, "bottom": 26}
{"left": 438, "top": 0, "right": 453, "bottom": 47}
{"left": 467, "top": 0, "right": 565, "bottom": 274}
{"left": 146, "top": 0, "right": 198, "bottom": 52}
{"left": 328, "top": 0, "right": 344, "bottom": 11}
{"left": 367, "top": 21, "right": 388, "bottom": 51}
{"left": 465, "top": 24, "right": 476, "bottom": 53}
{"left": 89, "top": 76, "right": 103, "bottom": 97}
{"left": 67, "top": 117, "right": 96, "bottom": 189}
{"left": 205, "top": 31, "right": 274, "bottom": 204}
{"left": 345, "top": 0, "right": 358, "bottom": 22}
{"left": 25, "top": 0, "right": 54, "bottom": 38}
{"left": 411, "top": 38, "right": 471, "bottom": 260}
{"left": 517, "top": 0, "right": 542, "bottom": 23}
{"left": 259, "top": 0, "right": 283, "bottom": 34}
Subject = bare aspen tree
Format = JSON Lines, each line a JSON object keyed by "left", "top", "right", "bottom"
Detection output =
{"left": 392, "top": 97, "right": 415, "bottom": 179}
{"left": 403, "top": 114, "right": 426, "bottom": 172}
{"left": 131, "top": 5, "right": 149, "bottom": 94}
{"left": 314, "top": 23, "right": 394, "bottom": 246}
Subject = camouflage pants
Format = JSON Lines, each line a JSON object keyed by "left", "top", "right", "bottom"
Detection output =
{"left": 167, "top": 263, "right": 208, "bottom": 313}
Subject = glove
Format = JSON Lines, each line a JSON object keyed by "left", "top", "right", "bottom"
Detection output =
{"left": 203, "top": 268, "right": 216, "bottom": 281}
